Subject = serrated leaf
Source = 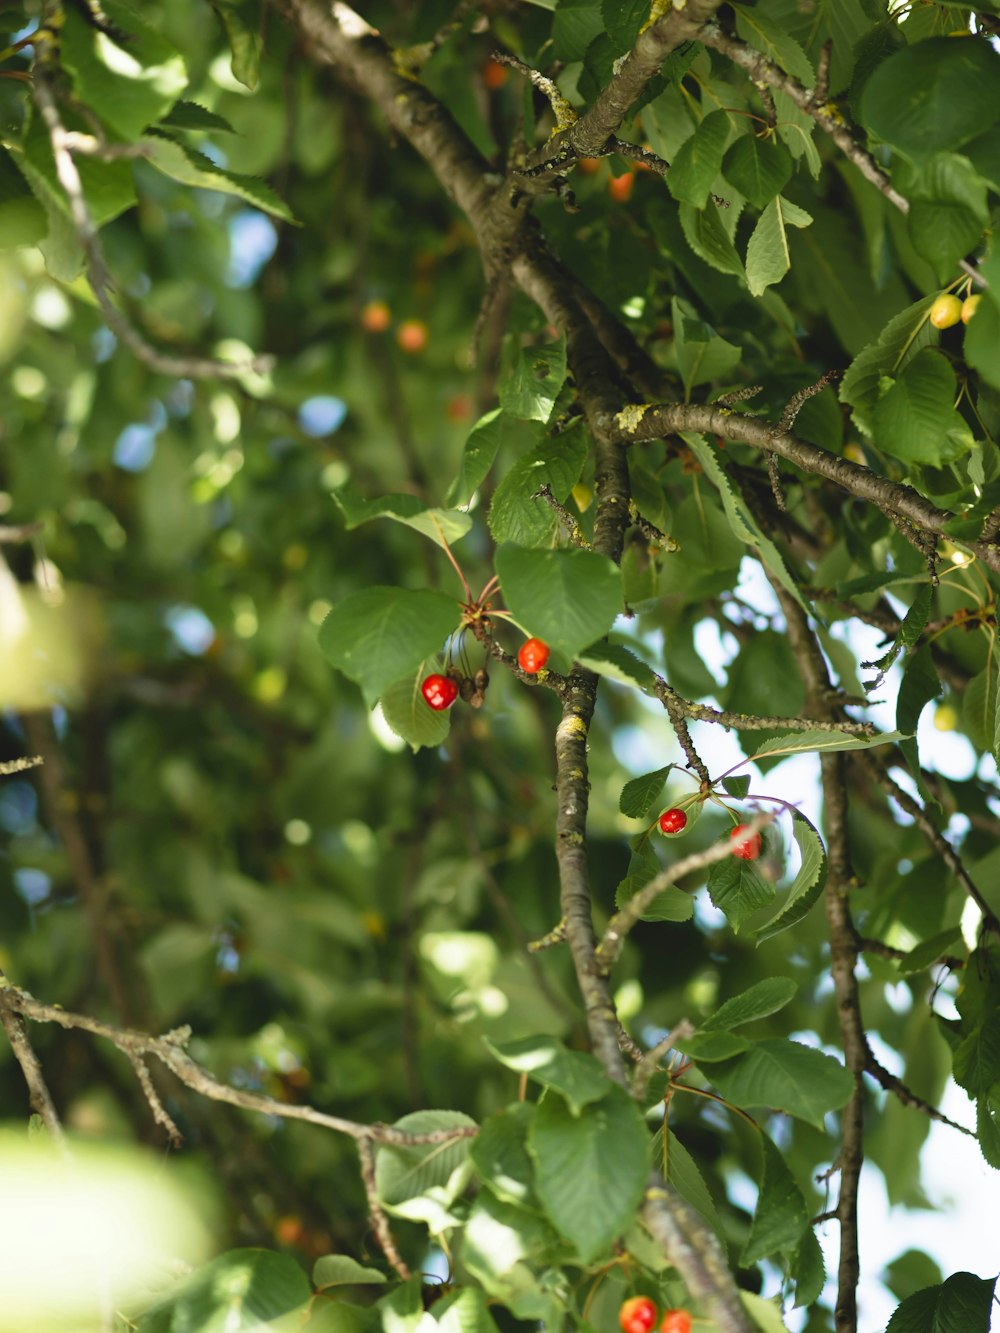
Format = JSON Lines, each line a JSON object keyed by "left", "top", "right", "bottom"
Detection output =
{"left": 861, "top": 37, "right": 1000, "bottom": 164}
{"left": 143, "top": 134, "right": 295, "bottom": 222}
{"left": 488, "top": 427, "right": 587, "bottom": 547}
{"left": 906, "top": 153, "right": 988, "bottom": 284}
{"left": 20, "top": 109, "right": 136, "bottom": 231}
{"left": 734, "top": 5, "right": 814, "bottom": 86}
{"left": 446, "top": 409, "right": 512, "bottom": 507}
{"left": 702, "top": 977, "right": 798, "bottom": 1032}
{"left": 313, "top": 1256, "right": 388, "bottom": 1288}
{"left": 708, "top": 1039, "right": 853, "bottom": 1129}
{"left": 746, "top": 195, "right": 813, "bottom": 296}
{"left": 792, "top": 1227, "right": 826, "bottom": 1308}
{"left": 331, "top": 487, "right": 472, "bottom": 548}
{"left": 896, "top": 929, "right": 963, "bottom": 977}
{"left": 840, "top": 296, "right": 938, "bottom": 436}
{"left": 667, "top": 111, "right": 732, "bottom": 208}
{"left": 722, "top": 775, "right": 751, "bottom": 799}
{"left": 953, "top": 1011, "right": 1000, "bottom": 1096}
{"left": 683, "top": 434, "right": 811, "bottom": 613}
{"left": 437, "top": 1288, "right": 502, "bottom": 1333}
{"left": 159, "top": 101, "right": 236, "bottom": 133}
{"left": 885, "top": 1271, "right": 998, "bottom": 1332}
{"left": 722, "top": 135, "right": 793, "bottom": 210}
{"left": 601, "top": 0, "right": 648, "bottom": 53}
{"left": 677, "top": 1030, "right": 752, "bottom": 1061}
{"left": 655, "top": 1129, "right": 724, "bottom": 1237}
{"left": 483, "top": 1036, "right": 608, "bottom": 1116}
{"left": 614, "top": 875, "right": 695, "bottom": 923}
{"left": 379, "top": 664, "right": 452, "bottom": 752}
{"left": 707, "top": 856, "right": 776, "bottom": 932}
{"left": 528, "top": 1086, "right": 648, "bottom": 1262}
{"left": 976, "top": 1090, "right": 1000, "bottom": 1170}
{"left": 499, "top": 338, "right": 567, "bottom": 423}
{"left": 462, "top": 1195, "right": 563, "bottom": 1322}
{"left": 60, "top": 0, "right": 188, "bottom": 142}
{"left": 680, "top": 201, "right": 745, "bottom": 278}
{"left": 671, "top": 297, "right": 742, "bottom": 400}
{"left": 374, "top": 1110, "right": 477, "bottom": 1212}
{"left": 619, "top": 765, "right": 674, "bottom": 819}
{"left": 864, "top": 583, "right": 933, "bottom": 687}
{"left": 746, "top": 728, "right": 909, "bottom": 762}
{"left": 740, "top": 1136, "right": 809, "bottom": 1265}
{"left": 872, "top": 349, "right": 974, "bottom": 466}
{"left": 470, "top": 1103, "right": 536, "bottom": 1206}
{"left": 317, "top": 588, "right": 459, "bottom": 707}
{"left": 577, "top": 641, "right": 657, "bottom": 692}
{"left": 495, "top": 544, "right": 622, "bottom": 662}
{"left": 752, "top": 811, "right": 828, "bottom": 942}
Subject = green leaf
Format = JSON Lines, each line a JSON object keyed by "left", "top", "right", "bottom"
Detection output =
{"left": 722, "top": 135, "right": 793, "bottom": 211}
{"left": 619, "top": 765, "right": 675, "bottom": 819}
{"left": 159, "top": 101, "right": 236, "bottom": 133}
{"left": 701, "top": 977, "right": 798, "bottom": 1032}
{"left": 528, "top": 1086, "right": 648, "bottom": 1262}
{"left": 210, "top": 0, "right": 262, "bottom": 90}
{"left": 462, "top": 1191, "right": 566, "bottom": 1322}
{"left": 499, "top": 338, "right": 567, "bottom": 422}
{"left": 667, "top": 111, "right": 732, "bottom": 208}
{"left": 601, "top": 0, "right": 648, "bottom": 53}
{"left": 963, "top": 652, "right": 1000, "bottom": 768}
{"left": 660, "top": 1129, "right": 723, "bottom": 1237}
{"left": 20, "top": 109, "right": 136, "bottom": 231}
{"left": 707, "top": 856, "right": 775, "bottom": 932}
{"left": 746, "top": 728, "right": 909, "bottom": 762}
{"left": 752, "top": 811, "right": 828, "bottom": 942}
{"left": 552, "top": 0, "right": 604, "bottom": 62}
{"left": 60, "top": 0, "right": 188, "bottom": 141}
{"left": 331, "top": 487, "right": 472, "bottom": 548}
{"left": 839, "top": 296, "right": 938, "bottom": 436}
{"left": 905, "top": 153, "right": 989, "bottom": 283}
{"left": 470, "top": 1103, "right": 536, "bottom": 1206}
{"left": 677, "top": 1030, "right": 753, "bottom": 1062}
{"left": 615, "top": 874, "right": 694, "bottom": 923}
{"left": 671, "top": 297, "right": 742, "bottom": 400}
{"left": 793, "top": 1228, "right": 826, "bottom": 1308}
{"left": 374, "top": 1110, "right": 477, "bottom": 1212}
{"left": 895, "top": 928, "right": 963, "bottom": 977}
{"left": 446, "top": 409, "right": 511, "bottom": 507}
{"left": 734, "top": 5, "right": 814, "bottom": 86}
{"left": 740, "top": 1136, "right": 809, "bottom": 1265}
{"left": 740, "top": 1291, "right": 795, "bottom": 1333}
{"left": 965, "top": 286, "right": 1000, "bottom": 392}
{"left": 953, "top": 1011, "right": 1000, "bottom": 1096}
{"left": 137, "top": 1250, "right": 310, "bottom": 1330}
{"left": 682, "top": 435, "right": 810, "bottom": 613}
{"left": 495, "top": 544, "right": 623, "bottom": 662}
{"left": 709, "top": 1039, "right": 854, "bottom": 1129}
{"left": 317, "top": 588, "right": 459, "bottom": 707}
{"left": 680, "top": 202, "right": 746, "bottom": 278}
{"left": 483, "top": 1036, "right": 609, "bottom": 1116}
{"left": 576, "top": 641, "right": 658, "bottom": 693}
{"left": 488, "top": 426, "right": 587, "bottom": 547}
{"left": 437, "top": 1286, "right": 503, "bottom": 1333}
{"left": 885, "top": 1271, "right": 998, "bottom": 1332}
{"left": 721, "top": 775, "right": 751, "bottom": 800}
{"left": 143, "top": 135, "right": 296, "bottom": 223}
{"left": 872, "top": 349, "right": 975, "bottom": 466}
{"left": 896, "top": 644, "right": 941, "bottom": 807}
{"left": 746, "top": 196, "right": 813, "bottom": 296}
{"left": 378, "top": 663, "right": 452, "bottom": 752}
{"left": 976, "top": 1090, "right": 1000, "bottom": 1170}
{"left": 861, "top": 37, "right": 1000, "bottom": 163}
{"left": 313, "top": 1256, "right": 388, "bottom": 1288}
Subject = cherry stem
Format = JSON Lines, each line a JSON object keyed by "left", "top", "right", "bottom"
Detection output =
{"left": 431, "top": 517, "right": 472, "bottom": 603}
{"left": 476, "top": 574, "right": 500, "bottom": 603}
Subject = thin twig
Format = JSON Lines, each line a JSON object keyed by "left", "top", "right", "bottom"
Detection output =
{"left": 632, "top": 1021, "right": 695, "bottom": 1103}
{"left": 0, "top": 521, "right": 45, "bottom": 543}
{"left": 0, "top": 755, "right": 44, "bottom": 776}
{"left": 866, "top": 1054, "right": 974, "bottom": 1136}
{"left": 5, "top": 985, "right": 478, "bottom": 1147}
{"left": 129, "top": 1054, "right": 184, "bottom": 1148}
{"left": 358, "top": 1137, "right": 411, "bottom": 1280}
{"left": 0, "top": 980, "right": 69, "bottom": 1155}
{"left": 533, "top": 483, "right": 590, "bottom": 547}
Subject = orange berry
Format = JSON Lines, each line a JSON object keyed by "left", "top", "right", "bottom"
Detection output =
{"left": 360, "top": 300, "right": 391, "bottom": 333}
{"left": 446, "top": 393, "right": 473, "bottom": 423}
{"left": 396, "top": 319, "right": 429, "bottom": 354}
{"left": 608, "top": 171, "right": 635, "bottom": 203}
{"left": 482, "top": 57, "right": 508, "bottom": 90}
{"left": 576, "top": 156, "right": 601, "bottom": 175}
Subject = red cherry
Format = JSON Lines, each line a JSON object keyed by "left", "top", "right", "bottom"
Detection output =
{"left": 619, "top": 1297, "right": 658, "bottom": 1333}
{"left": 608, "top": 171, "right": 635, "bottom": 203}
{"left": 658, "top": 808, "right": 687, "bottom": 835}
{"left": 517, "top": 637, "right": 550, "bottom": 674}
{"left": 730, "top": 824, "right": 761, "bottom": 860}
{"left": 577, "top": 156, "right": 601, "bottom": 175}
{"left": 360, "top": 300, "right": 391, "bottom": 333}
{"left": 421, "top": 674, "right": 458, "bottom": 710}
{"left": 660, "top": 1312, "right": 692, "bottom": 1333}
{"left": 482, "top": 57, "right": 508, "bottom": 90}
{"left": 396, "top": 319, "right": 428, "bottom": 354}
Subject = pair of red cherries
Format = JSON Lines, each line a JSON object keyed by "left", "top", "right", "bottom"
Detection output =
{"left": 658, "top": 807, "right": 761, "bottom": 860}
{"left": 421, "top": 637, "right": 549, "bottom": 710}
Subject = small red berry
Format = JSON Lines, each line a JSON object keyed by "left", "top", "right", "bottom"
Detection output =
{"left": 619, "top": 1297, "right": 658, "bottom": 1333}
{"left": 482, "top": 57, "right": 508, "bottom": 90}
{"left": 658, "top": 808, "right": 688, "bottom": 835}
{"left": 518, "top": 637, "right": 550, "bottom": 674}
{"left": 660, "top": 1311, "right": 692, "bottom": 1333}
{"left": 730, "top": 824, "right": 761, "bottom": 860}
{"left": 397, "top": 319, "right": 429, "bottom": 354}
{"left": 421, "top": 674, "right": 458, "bottom": 710}
{"left": 577, "top": 156, "right": 602, "bottom": 175}
{"left": 608, "top": 171, "right": 635, "bottom": 203}
{"left": 360, "top": 300, "right": 391, "bottom": 333}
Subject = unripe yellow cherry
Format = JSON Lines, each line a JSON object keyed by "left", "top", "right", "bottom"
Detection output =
{"left": 929, "top": 294, "right": 963, "bottom": 329}
{"left": 961, "top": 294, "right": 982, "bottom": 324}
